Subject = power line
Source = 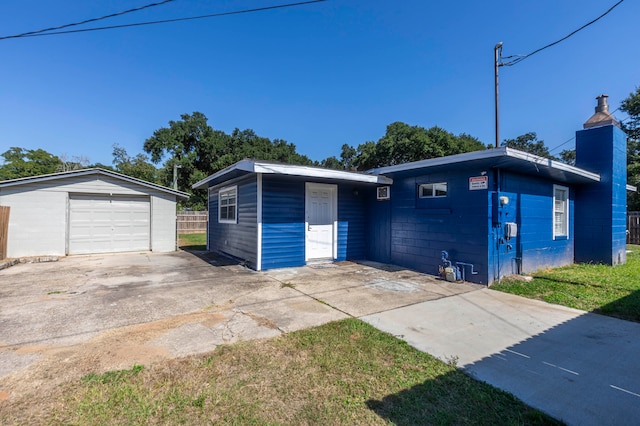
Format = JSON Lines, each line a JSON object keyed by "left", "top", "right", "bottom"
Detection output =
{"left": 548, "top": 136, "right": 576, "bottom": 154}
{"left": 548, "top": 113, "right": 631, "bottom": 154}
{"left": 501, "top": 0, "right": 625, "bottom": 67}
{"left": 1, "top": 0, "right": 328, "bottom": 40}
{"left": 494, "top": 1, "right": 625, "bottom": 151}
{"left": 0, "top": 0, "right": 176, "bottom": 41}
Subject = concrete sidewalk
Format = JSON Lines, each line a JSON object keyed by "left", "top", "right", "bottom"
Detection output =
{"left": 362, "top": 289, "right": 640, "bottom": 426}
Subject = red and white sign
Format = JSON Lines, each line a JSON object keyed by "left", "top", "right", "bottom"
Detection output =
{"left": 469, "top": 176, "right": 488, "bottom": 190}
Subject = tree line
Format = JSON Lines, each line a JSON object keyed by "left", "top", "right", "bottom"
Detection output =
{"left": 2, "top": 88, "right": 639, "bottom": 210}
{"left": 0, "top": 114, "right": 486, "bottom": 210}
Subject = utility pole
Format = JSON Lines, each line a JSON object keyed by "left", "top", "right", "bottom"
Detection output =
{"left": 494, "top": 42, "right": 503, "bottom": 148}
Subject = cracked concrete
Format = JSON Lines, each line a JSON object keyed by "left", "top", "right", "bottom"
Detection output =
{"left": 0, "top": 250, "right": 479, "bottom": 401}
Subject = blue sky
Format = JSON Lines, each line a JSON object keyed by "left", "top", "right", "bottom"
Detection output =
{"left": 0, "top": 0, "right": 638, "bottom": 167}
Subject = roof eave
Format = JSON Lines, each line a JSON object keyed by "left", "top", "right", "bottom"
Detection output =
{"left": 252, "top": 162, "right": 392, "bottom": 184}
{"left": 193, "top": 160, "right": 393, "bottom": 189}
{"left": 367, "top": 147, "right": 600, "bottom": 184}
{"left": 0, "top": 168, "right": 190, "bottom": 199}
{"left": 367, "top": 147, "right": 512, "bottom": 175}
{"left": 192, "top": 160, "right": 255, "bottom": 189}
{"left": 504, "top": 148, "right": 600, "bottom": 183}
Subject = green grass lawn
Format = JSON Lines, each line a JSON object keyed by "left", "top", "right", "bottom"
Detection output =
{"left": 3, "top": 319, "right": 559, "bottom": 425}
{"left": 178, "top": 232, "right": 206, "bottom": 251}
{"left": 493, "top": 245, "right": 640, "bottom": 322}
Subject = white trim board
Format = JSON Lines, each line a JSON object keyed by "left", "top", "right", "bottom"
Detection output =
{"left": 256, "top": 173, "right": 263, "bottom": 271}
{"left": 193, "top": 159, "right": 393, "bottom": 189}
{"left": 367, "top": 147, "right": 601, "bottom": 183}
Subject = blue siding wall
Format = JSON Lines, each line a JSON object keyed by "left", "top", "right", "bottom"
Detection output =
{"left": 373, "top": 170, "right": 490, "bottom": 284}
{"left": 261, "top": 176, "right": 306, "bottom": 269}
{"left": 488, "top": 172, "right": 574, "bottom": 283}
{"left": 369, "top": 168, "right": 577, "bottom": 285}
{"left": 575, "top": 125, "right": 627, "bottom": 265}
{"left": 367, "top": 190, "right": 391, "bottom": 263}
{"left": 261, "top": 176, "right": 370, "bottom": 269}
{"left": 208, "top": 176, "right": 258, "bottom": 268}
{"left": 337, "top": 184, "right": 369, "bottom": 261}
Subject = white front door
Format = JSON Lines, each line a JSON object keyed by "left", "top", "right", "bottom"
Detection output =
{"left": 305, "top": 183, "right": 336, "bottom": 261}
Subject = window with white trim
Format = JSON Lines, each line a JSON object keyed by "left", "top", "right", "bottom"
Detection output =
{"left": 553, "top": 185, "right": 568, "bottom": 239}
{"left": 219, "top": 186, "right": 237, "bottom": 223}
{"left": 419, "top": 182, "right": 448, "bottom": 198}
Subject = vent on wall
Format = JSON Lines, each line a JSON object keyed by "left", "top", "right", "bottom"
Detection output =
{"left": 377, "top": 186, "right": 390, "bottom": 200}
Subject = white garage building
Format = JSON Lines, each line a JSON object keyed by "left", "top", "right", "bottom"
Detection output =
{"left": 0, "top": 168, "right": 189, "bottom": 258}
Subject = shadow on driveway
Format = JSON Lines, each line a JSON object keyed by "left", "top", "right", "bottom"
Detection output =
{"left": 365, "top": 370, "right": 560, "bottom": 425}
{"left": 363, "top": 289, "right": 640, "bottom": 426}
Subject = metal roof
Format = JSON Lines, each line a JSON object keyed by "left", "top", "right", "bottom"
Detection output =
{"left": 0, "top": 168, "right": 190, "bottom": 199}
{"left": 367, "top": 147, "right": 602, "bottom": 185}
{"left": 192, "top": 159, "right": 393, "bottom": 189}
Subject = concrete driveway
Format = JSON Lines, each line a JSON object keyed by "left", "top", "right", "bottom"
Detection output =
{"left": 362, "top": 289, "right": 640, "bottom": 426}
{"left": 0, "top": 250, "right": 479, "bottom": 401}
{"left": 9, "top": 250, "right": 636, "bottom": 425}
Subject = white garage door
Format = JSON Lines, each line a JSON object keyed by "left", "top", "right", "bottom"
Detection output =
{"left": 68, "top": 194, "right": 150, "bottom": 254}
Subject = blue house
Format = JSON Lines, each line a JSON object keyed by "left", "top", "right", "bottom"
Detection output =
{"left": 193, "top": 96, "right": 632, "bottom": 284}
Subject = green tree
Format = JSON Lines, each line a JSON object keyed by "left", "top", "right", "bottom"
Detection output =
{"left": 0, "top": 147, "right": 61, "bottom": 180}
{"left": 501, "top": 132, "right": 556, "bottom": 159}
{"left": 112, "top": 144, "right": 158, "bottom": 183}
{"left": 143, "top": 112, "right": 314, "bottom": 209}
{"left": 621, "top": 88, "right": 640, "bottom": 141}
{"left": 340, "top": 144, "right": 357, "bottom": 170}
{"left": 341, "top": 122, "right": 486, "bottom": 171}
{"left": 319, "top": 156, "right": 342, "bottom": 170}
{"left": 143, "top": 112, "right": 230, "bottom": 209}
{"left": 352, "top": 141, "right": 379, "bottom": 170}
{"left": 89, "top": 162, "right": 115, "bottom": 171}
{"left": 628, "top": 163, "right": 640, "bottom": 211}
{"left": 621, "top": 88, "right": 640, "bottom": 211}
{"left": 559, "top": 149, "right": 576, "bottom": 166}
{"left": 225, "top": 129, "right": 313, "bottom": 167}
{"left": 57, "top": 154, "right": 90, "bottom": 172}
{"left": 318, "top": 145, "right": 359, "bottom": 170}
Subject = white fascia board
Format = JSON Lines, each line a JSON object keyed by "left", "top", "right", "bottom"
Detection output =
{"left": 368, "top": 147, "right": 600, "bottom": 183}
{"left": 252, "top": 162, "right": 393, "bottom": 184}
{"left": 367, "top": 148, "right": 510, "bottom": 175}
{"left": 504, "top": 148, "right": 600, "bottom": 182}
{"left": 193, "top": 159, "right": 393, "bottom": 189}
{"left": 192, "top": 159, "right": 255, "bottom": 189}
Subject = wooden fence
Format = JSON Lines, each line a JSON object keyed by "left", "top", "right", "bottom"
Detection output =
{"left": 0, "top": 206, "right": 9, "bottom": 260}
{"left": 177, "top": 211, "right": 208, "bottom": 234}
{"left": 629, "top": 212, "right": 640, "bottom": 245}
